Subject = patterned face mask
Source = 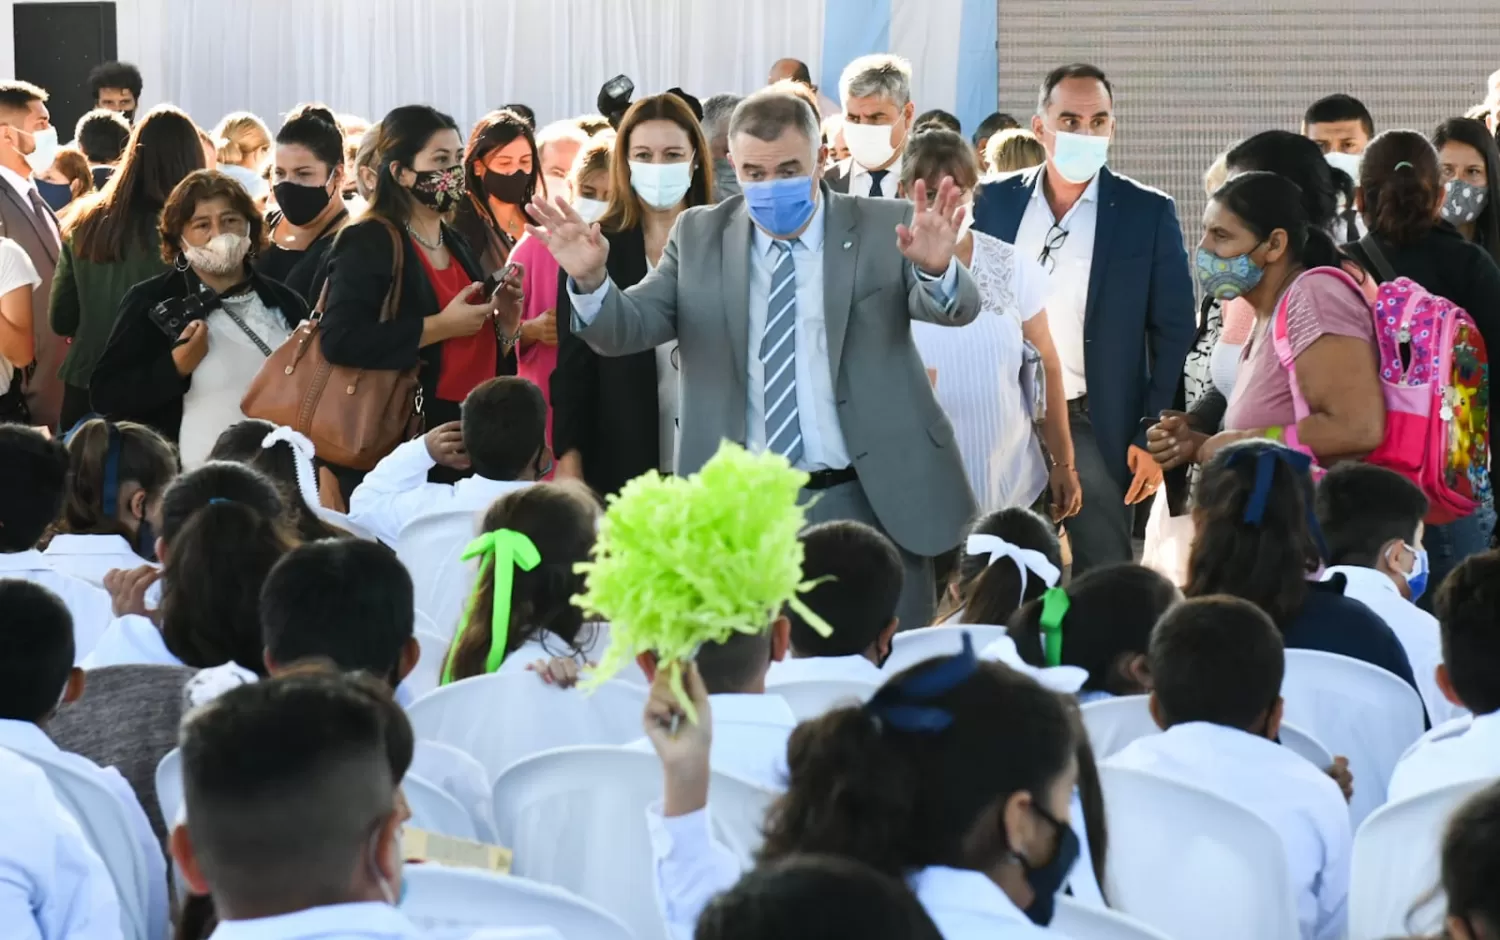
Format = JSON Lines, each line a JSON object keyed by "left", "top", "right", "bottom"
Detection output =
{"left": 1442, "top": 178, "right": 1489, "bottom": 225}
{"left": 1195, "top": 244, "right": 1265, "bottom": 301}
{"left": 408, "top": 164, "right": 467, "bottom": 213}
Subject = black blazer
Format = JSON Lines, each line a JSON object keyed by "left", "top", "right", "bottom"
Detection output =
{"left": 317, "top": 217, "right": 497, "bottom": 406}
{"left": 89, "top": 267, "right": 307, "bottom": 441}
{"left": 552, "top": 225, "right": 661, "bottom": 497}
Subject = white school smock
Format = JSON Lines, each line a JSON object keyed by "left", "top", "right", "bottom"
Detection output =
{"left": 625, "top": 692, "right": 796, "bottom": 791}
{"left": 766, "top": 653, "right": 884, "bottom": 686}
{"left": 347, "top": 437, "right": 533, "bottom": 546}
{"left": 41, "top": 534, "right": 153, "bottom": 590}
{"left": 1386, "top": 709, "right": 1500, "bottom": 804}
{"left": 0, "top": 550, "right": 114, "bottom": 662}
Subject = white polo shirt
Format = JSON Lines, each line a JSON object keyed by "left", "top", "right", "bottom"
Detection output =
{"left": 1013, "top": 173, "right": 1100, "bottom": 400}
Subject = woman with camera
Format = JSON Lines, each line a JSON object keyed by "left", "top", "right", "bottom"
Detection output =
{"left": 90, "top": 170, "right": 306, "bottom": 465}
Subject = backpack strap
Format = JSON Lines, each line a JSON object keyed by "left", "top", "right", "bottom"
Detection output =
{"left": 1357, "top": 233, "right": 1399, "bottom": 283}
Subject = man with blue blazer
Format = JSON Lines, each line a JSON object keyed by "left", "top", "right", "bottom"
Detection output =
{"left": 972, "top": 64, "right": 1195, "bottom": 573}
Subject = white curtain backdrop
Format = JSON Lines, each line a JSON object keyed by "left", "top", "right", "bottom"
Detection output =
{"left": 161, "top": 0, "right": 825, "bottom": 132}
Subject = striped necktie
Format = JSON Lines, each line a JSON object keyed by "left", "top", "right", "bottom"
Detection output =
{"left": 761, "top": 239, "right": 803, "bottom": 465}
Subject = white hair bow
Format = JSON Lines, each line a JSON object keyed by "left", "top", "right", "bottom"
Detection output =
{"left": 260, "top": 425, "right": 378, "bottom": 542}
{"left": 965, "top": 533, "right": 1061, "bottom": 607}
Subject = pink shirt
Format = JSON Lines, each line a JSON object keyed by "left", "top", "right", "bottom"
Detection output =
{"left": 1223, "top": 267, "right": 1374, "bottom": 433}
{"left": 509, "top": 234, "right": 561, "bottom": 445}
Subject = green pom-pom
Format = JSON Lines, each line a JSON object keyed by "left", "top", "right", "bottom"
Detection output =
{"left": 574, "top": 443, "right": 832, "bottom": 715}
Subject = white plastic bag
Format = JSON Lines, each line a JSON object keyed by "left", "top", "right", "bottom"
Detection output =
{"left": 1142, "top": 493, "right": 1196, "bottom": 588}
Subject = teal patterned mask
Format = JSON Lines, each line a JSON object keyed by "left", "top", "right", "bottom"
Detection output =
{"left": 1195, "top": 245, "right": 1265, "bottom": 301}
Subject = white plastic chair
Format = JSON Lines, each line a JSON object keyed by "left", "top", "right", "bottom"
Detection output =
{"left": 765, "top": 679, "right": 877, "bottom": 720}
{"left": 154, "top": 748, "right": 182, "bottom": 832}
{"left": 1098, "top": 765, "right": 1300, "bottom": 940}
{"left": 409, "top": 673, "right": 647, "bottom": 782}
{"left": 1053, "top": 896, "right": 1173, "bottom": 940}
{"left": 401, "top": 863, "right": 635, "bottom": 940}
{"left": 33, "top": 754, "right": 154, "bottom": 940}
{"left": 407, "top": 628, "right": 452, "bottom": 701}
{"left": 1279, "top": 722, "right": 1334, "bottom": 771}
{"left": 396, "top": 507, "right": 486, "bottom": 637}
{"left": 491, "top": 746, "right": 770, "bottom": 940}
{"left": 1281, "top": 649, "right": 1426, "bottom": 826}
{"left": 404, "top": 773, "right": 478, "bottom": 841}
{"left": 881, "top": 624, "right": 1010, "bottom": 676}
{"left": 1348, "top": 777, "right": 1492, "bottom": 940}
{"left": 1081, "top": 694, "right": 1335, "bottom": 769}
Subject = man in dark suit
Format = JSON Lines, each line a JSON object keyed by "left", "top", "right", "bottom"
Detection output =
{"left": 973, "top": 64, "right": 1195, "bottom": 573}
{"left": 0, "top": 81, "right": 63, "bottom": 429}
{"left": 824, "top": 54, "right": 915, "bottom": 198}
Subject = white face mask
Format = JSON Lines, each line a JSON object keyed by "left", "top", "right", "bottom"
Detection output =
{"left": 629, "top": 160, "right": 694, "bottom": 210}
{"left": 183, "top": 232, "right": 251, "bottom": 276}
{"left": 1323, "top": 150, "right": 1362, "bottom": 184}
{"left": 843, "top": 121, "right": 899, "bottom": 171}
{"left": 21, "top": 126, "right": 59, "bottom": 175}
{"left": 572, "top": 197, "right": 609, "bottom": 224}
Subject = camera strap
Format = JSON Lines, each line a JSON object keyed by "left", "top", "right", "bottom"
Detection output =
{"left": 217, "top": 300, "right": 275, "bottom": 357}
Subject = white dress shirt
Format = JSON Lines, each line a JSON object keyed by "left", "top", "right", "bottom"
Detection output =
{"left": 1012, "top": 174, "right": 1099, "bottom": 400}
{"left": 80, "top": 615, "right": 181, "bottom": 671}
{"left": 0, "top": 744, "right": 121, "bottom": 940}
{"left": 627, "top": 692, "right": 796, "bottom": 791}
{"left": 348, "top": 437, "right": 533, "bottom": 546}
{"left": 42, "top": 534, "right": 153, "bottom": 590}
{"left": 1386, "top": 709, "right": 1500, "bottom": 804}
{"left": 0, "top": 163, "right": 61, "bottom": 246}
{"left": 913, "top": 230, "right": 1051, "bottom": 511}
{"left": 846, "top": 153, "right": 904, "bottom": 198}
{"left": 766, "top": 653, "right": 883, "bottom": 685}
{"left": 1323, "top": 565, "right": 1458, "bottom": 726}
{"left": 1104, "top": 721, "right": 1351, "bottom": 940}
{"left": 0, "top": 720, "right": 167, "bottom": 940}
{"left": 0, "top": 550, "right": 115, "bottom": 663}
{"left": 909, "top": 866, "right": 1054, "bottom": 939}
{"left": 409, "top": 740, "right": 497, "bottom": 843}
{"left": 567, "top": 195, "right": 959, "bottom": 472}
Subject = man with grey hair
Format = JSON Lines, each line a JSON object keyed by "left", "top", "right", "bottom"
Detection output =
{"left": 523, "top": 85, "right": 982, "bottom": 629}
{"left": 701, "top": 92, "right": 743, "bottom": 200}
{"left": 827, "top": 53, "right": 915, "bottom": 197}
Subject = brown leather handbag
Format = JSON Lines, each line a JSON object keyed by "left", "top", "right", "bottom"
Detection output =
{"left": 240, "top": 219, "right": 423, "bottom": 471}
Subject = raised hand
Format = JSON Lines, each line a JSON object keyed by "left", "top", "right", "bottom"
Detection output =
{"left": 526, "top": 194, "right": 611, "bottom": 292}
{"left": 642, "top": 660, "right": 712, "bottom": 817}
{"left": 896, "top": 176, "right": 965, "bottom": 276}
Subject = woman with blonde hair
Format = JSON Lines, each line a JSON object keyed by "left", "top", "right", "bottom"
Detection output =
{"left": 212, "top": 111, "right": 272, "bottom": 201}
{"left": 984, "top": 128, "right": 1046, "bottom": 175}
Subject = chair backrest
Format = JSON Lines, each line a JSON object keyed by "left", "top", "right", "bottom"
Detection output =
{"left": 1281, "top": 649, "right": 1426, "bottom": 826}
{"left": 154, "top": 748, "right": 182, "bottom": 833}
{"left": 1081, "top": 695, "right": 1335, "bottom": 770}
{"left": 1099, "top": 765, "right": 1300, "bottom": 940}
{"left": 881, "top": 624, "right": 1011, "bottom": 676}
{"left": 408, "top": 628, "right": 452, "bottom": 701}
{"left": 401, "top": 863, "right": 634, "bottom": 940}
{"left": 408, "top": 673, "right": 647, "bottom": 782}
{"left": 491, "top": 746, "right": 763, "bottom": 940}
{"left": 1348, "top": 777, "right": 1492, "bottom": 940}
{"left": 404, "top": 773, "right": 478, "bottom": 841}
{"left": 34, "top": 755, "right": 153, "bottom": 940}
{"left": 765, "top": 679, "right": 877, "bottom": 720}
{"left": 1053, "top": 896, "right": 1174, "bottom": 940}
{"left": 396, "top": 507, "right": 484, "bottom": 638}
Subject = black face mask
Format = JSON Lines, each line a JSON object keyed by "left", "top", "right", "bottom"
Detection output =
{"left": 482, "top": 168, "right": 531, "bottom": 206}
{"left": 273, "top": 179, "right": 334, "bottom": 227}
{"left": 1018, "top": 804, "right": 1081, "bottom": 926}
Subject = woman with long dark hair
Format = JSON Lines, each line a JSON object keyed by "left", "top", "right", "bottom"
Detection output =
{"left": 452, "top": 108, "right": 541, "bottom": 275}
{"left": 1432, "top": 117, "right": 1500, "bottom": 266}
{"left": 49, "top": 105, "right": 203, "bottom": 429}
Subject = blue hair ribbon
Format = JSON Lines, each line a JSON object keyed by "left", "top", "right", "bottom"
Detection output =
{"left": 865, "top": 632, "right": 978, "bottom": 733}
{"left": 1227, "top": 444, "right": 1328, "bottom": 561}
{"left": 101, "top": 423, "right": 122, "bottom": 518}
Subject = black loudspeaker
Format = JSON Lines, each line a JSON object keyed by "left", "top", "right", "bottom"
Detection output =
{"left": 13, "top": 2, "right": 119, "bottom": 141}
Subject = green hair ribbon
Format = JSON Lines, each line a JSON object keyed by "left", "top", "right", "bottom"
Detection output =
{"left": 1039, "top": 586, "right": 1070, "bottom": 668}
{"left": 440, "top": 528, "right": 540, "bottom": 685}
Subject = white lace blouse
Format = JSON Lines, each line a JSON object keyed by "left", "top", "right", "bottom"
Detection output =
{"left": 178, "top": 291, "right": 291, "bottom": 468}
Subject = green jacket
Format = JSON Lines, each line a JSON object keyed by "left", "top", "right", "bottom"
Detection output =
{"left": 49, "top": 230, "right": 168, "bottom": 388}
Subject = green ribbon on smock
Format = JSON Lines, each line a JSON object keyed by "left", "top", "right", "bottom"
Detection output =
{"left": 440, "top": 529, "right": 541, "bottom": 685}
{"left": 1039, "top": 586, "right": 1070, "bottom": 668}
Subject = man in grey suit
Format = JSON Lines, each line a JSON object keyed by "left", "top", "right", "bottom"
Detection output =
{"left": 0, "top": 81, "right": 63, "bottom": 428}
{"left": 523, "top": 85, "right": 981, "bottom": 630}
{"left": 825, "top": 54, "right": 915, "bottom": 198}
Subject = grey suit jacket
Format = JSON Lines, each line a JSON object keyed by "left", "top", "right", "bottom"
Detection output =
{"left": 0, "top": 182, "right": 61, "bottom": 427}
{"left": 825, "top": 158, "right": 853, "bottom": 194}
{"left": 576, "top": 187, "right": 981, "bottom": 557}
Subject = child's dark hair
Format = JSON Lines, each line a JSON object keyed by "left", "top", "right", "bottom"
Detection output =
{"left": 158, "top": 463, "right": 297, "bottom": 675}
{"left": 207, "top": 421, "right": 344, "bottom": 542}
{"left": 1187, "top": 439, "right": 1322, "bottom": 628}
{"left": 939, "top": 508, "right": 1060, "bottom": 626}
{"left": 59, "top": 419, "right": 177, "bottom": 538}
{"left": 694, "top": 855, "right": 943, "bottom": 940}
{"left": 1008, "top": 563, "right": 1179, "bottom": 695}
{"left": 0, "top": 426, "right": 69, "bottom": 551}
{"left": 1359, "top": 130, "right": 1443, "bottom": 247}
{"left": 461, "top": 377, "right": 548, "bottom": 481}
{"left": 1315, "top": 463, "right": 1428, "bottom": 568}
{"left": 1437, "top": 782, "right": 1500, "bottom": 935}
{"left": 759, "top": 657, "right": 1076, "bottom": 879}
{"left": 0, "top": 581, "right": 75, "bottom": 722}
{"left": 445, "top": 481, "right": 598, "bottom": 682}
{"left": 789, "top": 521, "right": 902, "bottom": 656}
{"left": 1434, "top": 551, "right": 1500, "bottom": 715}
{"left": 1210, "top": 171, "right": 1345, "bottom": 272}
{"left": 74, "top": 108, "right": 131, "bottom": 164}
{"left": 1150, "top": 595, "right": 1284, "bottom": 731}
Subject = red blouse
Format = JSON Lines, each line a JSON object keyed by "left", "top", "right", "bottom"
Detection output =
{"left": 417, "top": 249, "right": 497, "bottom": 403}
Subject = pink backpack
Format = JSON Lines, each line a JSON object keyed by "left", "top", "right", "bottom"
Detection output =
{"left": 1272, "top": 242, "right": 1491, "bottom": 525}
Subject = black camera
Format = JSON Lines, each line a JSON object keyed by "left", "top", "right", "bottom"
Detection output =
{"left": 147, "top": 284, "right": 219, "bottom": 342}
{"left": 598, "top": 74, "right": 635, "bottom": 129}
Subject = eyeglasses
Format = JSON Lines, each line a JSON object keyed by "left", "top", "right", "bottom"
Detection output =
{"left": 1038, "top": 223, "right": 1069, "bottom": 273}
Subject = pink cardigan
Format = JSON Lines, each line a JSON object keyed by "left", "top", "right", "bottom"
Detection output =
{"left": 508, "top": 234, "right": 561, "bottom": 445}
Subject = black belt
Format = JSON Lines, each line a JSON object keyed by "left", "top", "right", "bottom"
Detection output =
{"left": 804, "top": 466, "right": 858, "bottom": 491}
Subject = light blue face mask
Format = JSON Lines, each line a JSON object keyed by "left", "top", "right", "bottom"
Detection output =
{"left": 1050, "top": 130, "right": 1110, "bottom": 184}
{"left": 742, "top": 175, "right": 817, "bottom": 238}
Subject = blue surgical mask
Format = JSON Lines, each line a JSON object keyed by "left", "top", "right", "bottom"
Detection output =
{"left": 629, "top": 160, "right": 694, "bottom": 210}
{"left": 1050, "top": 130, "right": 1109, "bottom": 184}
{"left": 1403, "top": 545, "right": 1429, "bottom": 602}
{"left": 1195, "top": 245, "right": 1264, "bottom": 301}
{"left": 742, "top": 176, "right": 817, "bottom": 238}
